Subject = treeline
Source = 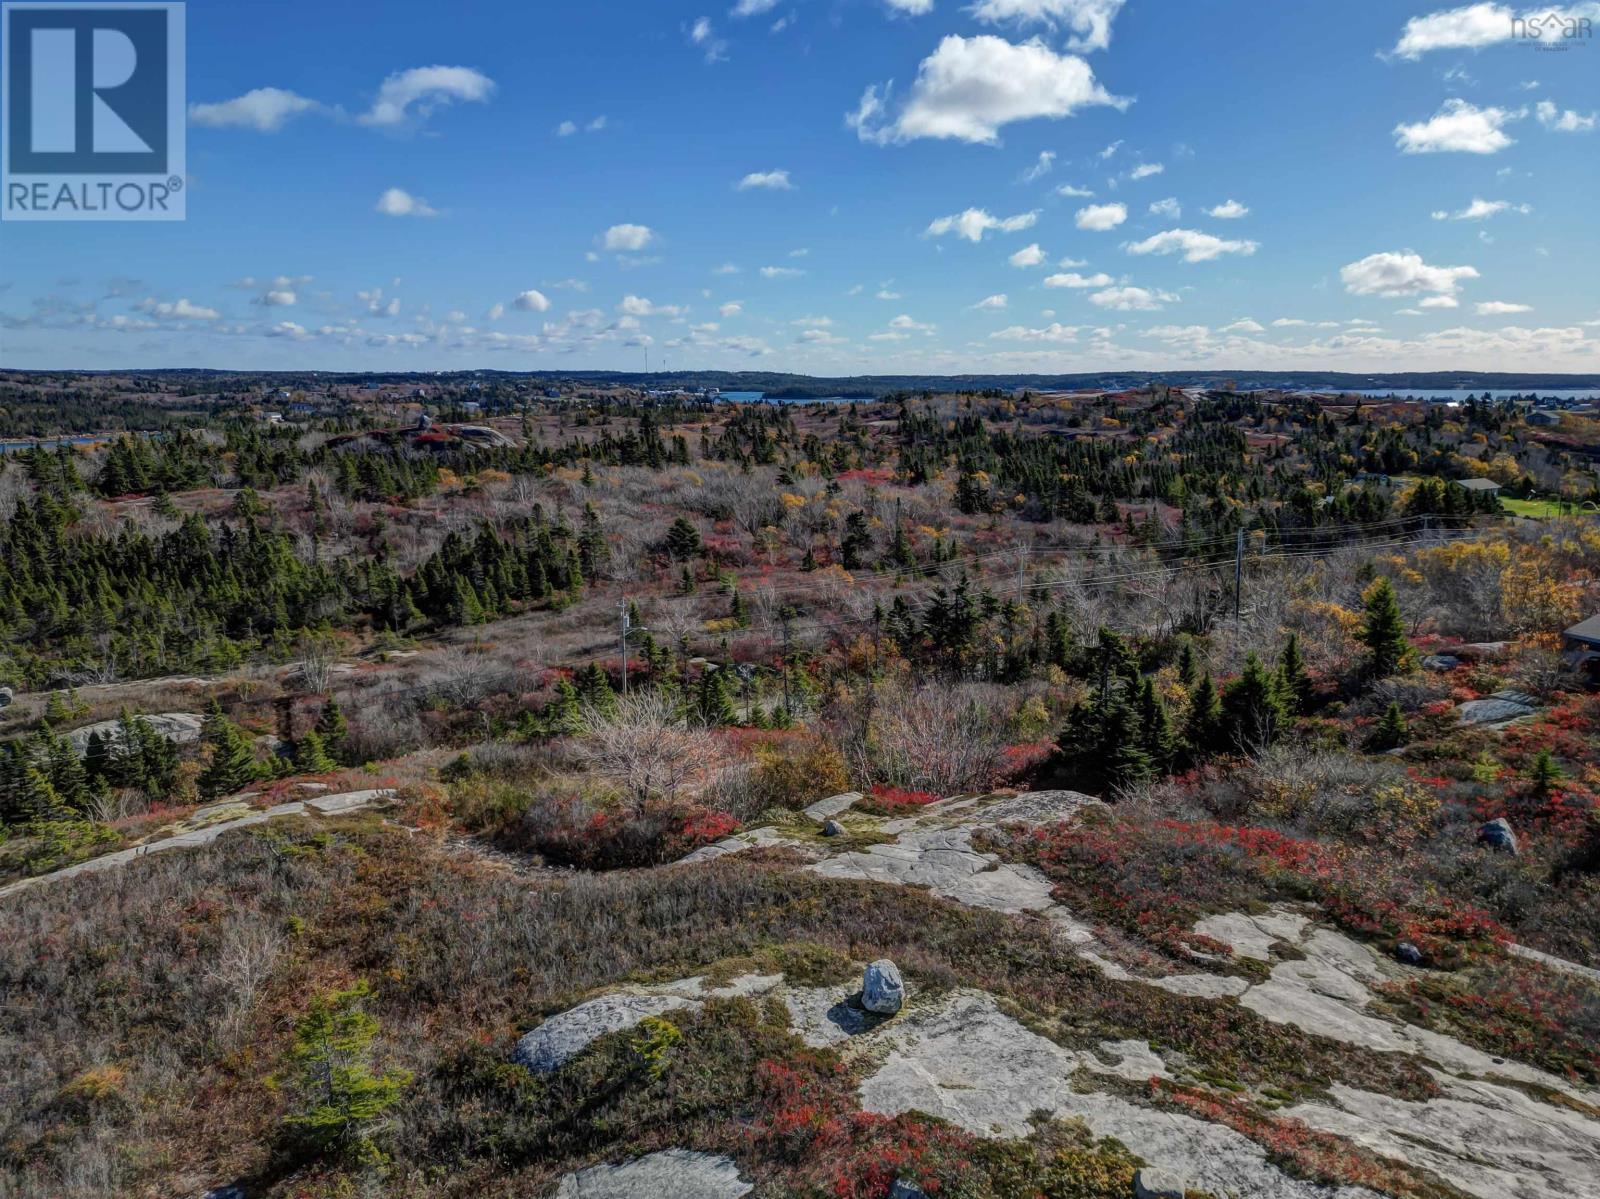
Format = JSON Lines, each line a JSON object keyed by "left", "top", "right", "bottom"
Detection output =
{"left": 0, "top": 494, "right": 598, "bottom": 686}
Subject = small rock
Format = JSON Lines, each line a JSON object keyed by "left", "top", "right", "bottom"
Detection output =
{"left": 1421, "top": 654, "right": 1460, "bottom": 672}
{"left": 1395, "top": 941, "right": 1423, "bottom": 966}
{"left": 862, "top": 959, "right": 905, "bottom": 1015}
{"left": 202, "top": 1188, "right": 245, "bottom": 1199}
{"left": 0, "top": 686, "right": 13, "bottom": 709}
{"left": 1132, "top": 1167, "right": 1187, "bottom": 1199}
{"left": 888, "top": 1181, "right": 930, "bottom": 1199}
{"left": 1478, "top": 817, "right": 1518, "bottom": 855}
{"left": 821, "top": 819, "right": 845, "bottom": 837}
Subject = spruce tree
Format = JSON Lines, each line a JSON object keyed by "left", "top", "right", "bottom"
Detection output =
{"left": 665, "top": 517, "right": 701, "bottom": 560}
{"left": 1222, "top": 653, "right": 1289, "bottom": 753}
{"left": 1278, "top": 633, "right": 1313, "bottom": 715}
{"left": 1186, "top": 673, "right": 1225, "bottom": 758}
{"left": 316, "top": 698, "right": 350, "bottom": 762}
{"left": 1137, "top": 676, "right": 1177, "bottom": 774}
{"left": 1360, "top": 578, "right": 1412, "bottom": 679}
{"left": 1372, "top": 702, "right": 1408, "bottom": 750}
{"left": 1176, "top": 640, "right": 1199, "bottom": 689}
{"left": 198, "top": 708, "right": 260, "bottom": 800}
{"left": 1529, "top": 750, "right": 1564, "bottom": 800}
{"left": 297, "top": 730, "right": 337, "bottom": 774}
{"left": 698, "top": 667, "right": 738, "bottom": 727}
{"left": 284, "top": 980, "right": 411, "bottom": 1160}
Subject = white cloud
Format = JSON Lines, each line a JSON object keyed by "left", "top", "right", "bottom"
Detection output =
{"left": 1128, "top": 162, "right": 1164, "bottom": 180}
{"left": 1220, "top": 317, "right": 1265, "bottom": 333}
{"left": 556, "top": 120, "right": 578, "bottom": 137}
{"left": 1419, "top": 295, "right": 1460, "bottom": 308}
{"left": 968, "top": 0, "right": 1129, "bottom": 53}
{"left": 712, "top": 263, "right": 741, "bottom": 275}
{"left": 884, "top": 0, "right": 936, "bottom": 12}
{"left": 1089, "top": 285, "right": 1174, "bottom": 311}
{"left": 1436, "top": 197, "right": 1532, "bottom": 219}
{"left": 847, "top": 34, "right": 1127, "bottom": 145}
{"left": 761, "top": 266, "right": 806, "bottom": 278}
{"left": 1057, "top": 183, "right": 1094, "bottom": 197}
{"left": 258, "top": 289, "right": 297, "bottom": 307}
{"left": 619, "top": 295, "right": 682, "bottom": 317}
{"left": 791, "top": 315, "right": 833, "bottom": 327}
{"left": 359, "top": 66, "right": 495, "bottom": 128}
{"left": 1126, "top": 228, "right": 1258, "bottom": 262}
{"left": 486, "top": 303, "right": 505, "bottom": 321}
{"left": 1476, "top": 300, "right": 1533, "bottom": 313}
{"left": 1394, "top": 99, "right": 1519, "bottom": 153}
{"left": 134, "top": 297, "right": 219, "bottom": 321}
{"left": 556, "top": 115, "right": 606, "bottom": 137}
{"left": 889, "top": 313, "right": 935, "bottom": 331}
{"left": 731, "top": 0, "right": 780, "bottom": 15}
{"left": 1009, "top": 243, "right": 1048, "bottom": 267}
{"left": 1390, "top": 3, "right": 1600, "bottom": 58}
{"left": 1536, "top": 99, "right": 1597, "bottom": 131}
{"left": 1206, "top": 198, "right": 1250, "bottom": 219}
{"left": 514, "top": 289, "right": 551, "bottom": 312}
{"left": 1020, "top": 151, "right": 1056, "bottom": 182}
{"left": 690, "top": 17, "right": 729, "bottom": 62}
{"left": 990, "top": 322, "right": 1081, "bottom": 342}
{"left": 1340, "top": 250, "right": 1480, "bottom": 296}
{"left": 973, "top": 293, "right": 1009, "bottom": 310}
{"left": 375, "top": 187, "right": 437, "bottom": 217}
{"left": 737, "top": 168, "right": 795, "bottom": 190}
{"left": 926, "top": 207, "right": 1040, "bottom": 241}
{"left": 719, "top": 301, "right": 743, "bottom": 317}
{"left": 876, "top": 286, "right": 903, "bottom": 300}
{"left": 189, "top": 87, "right": 320, "bottom": 132}
{"left": 1043, "top": 271, "right": 1113, "bottom": 287}
{"left": 1148, "top": 197, "right": 1181, "bottom": 218}
{"left": 1097, "top": 140, "right": 1122, "bottom": 159}
{"left": 1075, "top": 201, "right": 1126, "bottom": 230}
{"left": 601, "top": 223, "right": 656, "bottom": 252}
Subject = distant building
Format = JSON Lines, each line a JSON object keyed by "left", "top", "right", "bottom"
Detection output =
{"left": 1563, "top": 615, "right": 1600, "bottom": 681}
{"left": 1454, "top": 477, "right": 1502, "bottom": 498}
{"left": 1527, "top": 411, "right": 1562, "bottom": 427}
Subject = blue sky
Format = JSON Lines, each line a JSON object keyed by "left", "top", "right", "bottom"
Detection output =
{"left": 2, "top": 0, "right": 1599, "bottom": 373}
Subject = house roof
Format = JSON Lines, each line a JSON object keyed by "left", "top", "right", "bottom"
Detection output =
{"left": 1454, "top": 477, "right": 1502, "bottom": 491}
{"left": 1566, "top": 614, "right": 1600, "bottom": 644}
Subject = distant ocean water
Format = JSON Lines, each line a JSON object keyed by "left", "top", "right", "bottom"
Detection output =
{"left": 1291, "top": 388, "right": 1600, "bottom": 403}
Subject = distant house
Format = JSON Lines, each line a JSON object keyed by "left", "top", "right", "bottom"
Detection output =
{"left": 1527, "top": 411, "right": 1562, "bottom": 427}
{"left": 1563, "top": 615, "right": 1600, "bottom": 681}
{"left": 1454, "top": 477, "right": 1502, "bottom": 498}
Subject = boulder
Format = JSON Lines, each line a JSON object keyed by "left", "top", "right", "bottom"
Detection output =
{"left": 513, "top": 993, "right": 694, "bottom": 1074}
{"left": 1132, "top": 1167, "right": 1187, "bottom": 1199}
{"left": 1395, "top": 942, "right": 1423, "bottom": 966}
{"left": 64, "top": 712, "right": 204, "bottom": 755}
{"left": 1455, "top": 691, "right": 1538, "bottom": 726}
{"left": 862, "top": 959, "right": 905, "bottom": 1015}
{"left": 1478, "top": 817, "right": 1519, "bottom": 855}
{"left": 1421, "top": 654, "right": 1461, "bottom": 673}
{"left": 821, "top": 819, "right": 845, "bottom": 837}
{"left": 0, "top": 686, "right": 12, "bottom": 709}
{"left": 888, "top": 1182, "right": 930, "bottom": 1199}
{"left": 553, "top": 1150, "right": 752, "bottom": 1198}
{"left": 201, "top": 1188, "right": 245, "bottom": 1199}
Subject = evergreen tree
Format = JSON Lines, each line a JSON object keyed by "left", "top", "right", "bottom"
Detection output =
{"left": 1185, "top": 672, "right": 1225, "bottom": 758}
{"left": 198, "top": 706, "right": 260, "bottom": 800}
{"left": 316, "top": 697, "right": 349, "bottom": 762}
{"left": 574, "top": 663, "right": 617, "bottom": 717}
{"left": 1221, "top": 653, "right": 1289, "bottom": 752}
{"left": 1528, "top": 750, "right": 1564, "bottom": 800}
{"left": 1372, "top": 702, "right": 1408, "bottom": 750}
{"left": 1277, "top": 633, "right": 1313, "bottom": 715}
{"left": 283, "top": 980, "right": 411, "bottom": 1161}
{"left": 1176, "top": 640, "right": 1199, "bottom": 688}
{"left": 1137, "top": 676, "right": 1177, "bottom": 773}
{"left": 543, "top": 677, "right": 583, "bottom": 734}
{"left": 665, "top": 517, "right": 701, "bottom": 560}
{"left": 297, "top": 730, "right": 337, "bottom": 774}
{"left": 697, "top": 667, "right": 738, "bottom": 726}
{"left": 1360, "top": 577, "right": 1412, "bottom": 678}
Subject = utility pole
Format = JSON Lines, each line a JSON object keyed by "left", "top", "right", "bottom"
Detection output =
{"left": 619, "top": 601, "right": 631, "bottom": 695}
{"left": 1233, "top": 528, "right": 1245, "bottom": 628}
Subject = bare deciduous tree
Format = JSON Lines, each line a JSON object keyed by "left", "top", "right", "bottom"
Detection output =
{"left": 573, "top": 691, "right": 726, "bottom": 811}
